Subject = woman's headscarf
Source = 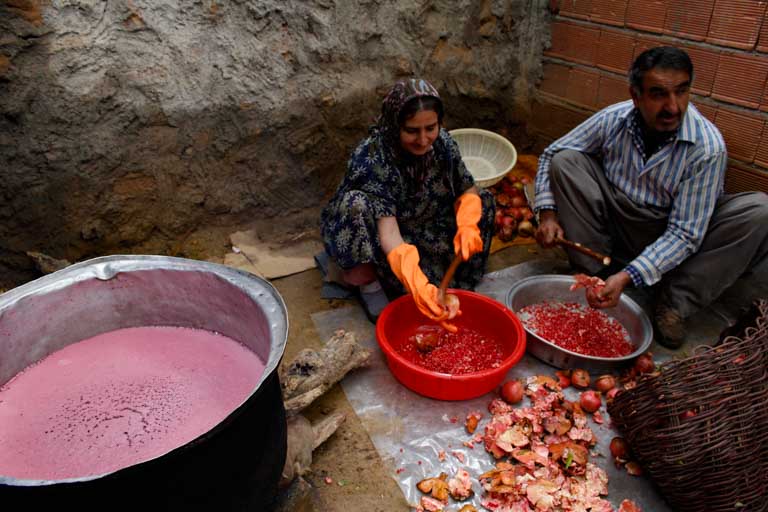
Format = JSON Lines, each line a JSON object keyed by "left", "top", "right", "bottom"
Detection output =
{"left": 372, "top": 78, "right": 444, "bottom": 183}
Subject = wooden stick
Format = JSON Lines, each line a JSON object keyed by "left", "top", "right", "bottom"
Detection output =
{"left": 435, "top": 253, "right": 463, "bottom": 334}
{"left": 439, "top": 253, "right": 463, "bottom": 300}
{"left": 555, "top": 237, "right": 611, "bottom": 267}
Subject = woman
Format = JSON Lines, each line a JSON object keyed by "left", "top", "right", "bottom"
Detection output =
{"left": 320, "top": 78, "right": 495, "bottom": 323}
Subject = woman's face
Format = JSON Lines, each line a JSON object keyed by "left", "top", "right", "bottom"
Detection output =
{"left": 399, "top": 110, "right": 439, "bottom": 156}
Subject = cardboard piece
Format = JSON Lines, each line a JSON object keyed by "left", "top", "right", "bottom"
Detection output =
{"left": 223, "top": 251, "right": 265, "bottom": 278}
{"left": 225, "top": 229, "right": 323, "bottom": 280}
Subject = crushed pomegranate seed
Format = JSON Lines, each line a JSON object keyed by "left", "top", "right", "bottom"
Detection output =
{"left": 397, "top": 325, "right": 506, "bottom": 374}
{"left": 519, "top": 301, "right": 633, "bottom": 358}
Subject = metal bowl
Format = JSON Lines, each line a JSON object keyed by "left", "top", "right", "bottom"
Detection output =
{"left": 505, "top": 275, "right": 652, "bottom": 372}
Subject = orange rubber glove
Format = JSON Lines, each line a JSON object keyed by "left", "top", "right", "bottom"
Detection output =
{"left": 387, "top": 243, "right": 447, "bottom": 322}
{"left": 453, "top": 193, "right": 483, "bottom": 261}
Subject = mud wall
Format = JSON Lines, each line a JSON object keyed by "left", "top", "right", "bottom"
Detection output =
{"left": 0, "top": 0, "right": 552, "bottom": 283}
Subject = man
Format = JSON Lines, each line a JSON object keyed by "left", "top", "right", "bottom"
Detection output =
{"left": 534, "top": 46, "right": 768, "bottom": 348}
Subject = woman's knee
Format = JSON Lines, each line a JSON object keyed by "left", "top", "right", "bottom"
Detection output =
{"left": 341, "top": 263, "right": 378, "bottom": 286}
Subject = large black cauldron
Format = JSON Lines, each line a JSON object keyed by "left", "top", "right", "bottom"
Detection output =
{"left": 0, "top": 256, "right": 288, "bottom": 511}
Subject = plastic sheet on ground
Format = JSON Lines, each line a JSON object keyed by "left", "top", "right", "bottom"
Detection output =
{"left": 311, "top": 261, "right": 672, "bottom": 511}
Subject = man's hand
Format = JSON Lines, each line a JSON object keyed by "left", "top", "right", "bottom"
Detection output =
{"left": 586, "top": 271, "right": 632, "bottom": 309}
{"left": 535, "top": 210, "right": 564, "bottom": 248}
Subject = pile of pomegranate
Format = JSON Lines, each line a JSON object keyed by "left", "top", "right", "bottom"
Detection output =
{"left": 490, "top": 174, "right": 535, "bottom": 242}
{"left": 412, "top": 355, "right": 658, "bottom": 511}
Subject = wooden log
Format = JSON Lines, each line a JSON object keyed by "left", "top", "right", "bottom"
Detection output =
{"left": 280, "top": 329, "right": 370, "bottom": 414}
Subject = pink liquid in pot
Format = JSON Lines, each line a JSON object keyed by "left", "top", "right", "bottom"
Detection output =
{"left": 0, "top": 326, "right": 266, "bottom": 480}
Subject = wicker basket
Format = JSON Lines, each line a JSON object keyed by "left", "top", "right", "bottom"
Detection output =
{"left": 608, "top": 300, "right": 768, "bottom": 512}
{"left": 449, "top": 128, "right": 517, "bottom": 188}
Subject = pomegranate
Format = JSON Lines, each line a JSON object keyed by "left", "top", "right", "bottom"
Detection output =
{"left": 444, "top": 293, "right": 460, "bottom": 319}
{"left": 571, "top": 369, "right": 590, "bottom": 389}
{"left": 500, "top": 379, "right": 524, "bottom": 404}
{"left": 594, "top": 374, "right": 616, "bottom": 393}
{"left": 494, "top": 210, "right": 504, "bottom": 229}
{"left": 555, "top": 370, "right": 571, "bottom": 388}
{"left": 609, "top": 437, "right": 630, "bottom": 459}
{"left": 496, "top": 193, "right": 511, "bottom": 207}
{"left": 498, "top": 216, "right": 517, "bottom": 242}
{"left": 625, "top": 461, "right": 643, "bottom": 476}
{"left": 579, "top": 390, "right": 601, "bottom": 413}
{"left": 517, "top": 220, "right": 535, "bottom": 238}
{"left": 510, "top": 196, "right": 526, "bottom": 208}
{"left": 634, "top": 353, "right": 655, "bottom": 374}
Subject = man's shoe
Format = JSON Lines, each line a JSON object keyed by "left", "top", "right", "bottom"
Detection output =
{"left": 357, "top": 281, "right": 389, "bottom": 324}
{"left": 654, "top": 304, "right": 685, "bottom": 349}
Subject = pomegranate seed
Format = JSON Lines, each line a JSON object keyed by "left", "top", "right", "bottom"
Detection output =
{"left": 520, "top": 302, "right": 633, "bottom": 358}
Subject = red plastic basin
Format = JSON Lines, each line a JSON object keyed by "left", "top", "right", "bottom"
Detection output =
{"left": 376, "top": 289, "right": 526, "bottom": 401}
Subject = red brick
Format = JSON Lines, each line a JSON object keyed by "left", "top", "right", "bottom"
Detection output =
{"left": 758, "top": 12, "right": 768, "bottom": 52}
{"left": 560, "top": 0, "right": 593, "bottom": 20}
{"left": 632, "top": 36, "right": 667, "bottom": 61}
{"left": 685, "top": 45, "right": 720, "bottom": 96}
{"left": 724, "top": 165, "right": 768, "bottom": 193}
{"left": 714, "top": 108, "right": 764, "bottom": 163}
{"left": 712, "top": 52, "right": 768, "bottom": 108}
{"left": 530, "top": 99, "right": 593, "bottom": 140}
{"left": 597, "top": 73, "right": 630, "bottom": 108}
{"left": 566, "top": 67, "right": 601, "bottom": 108}
{"left": 540, "top": 61, "right": 571, "bottom": 99}
{"left": 692, "top": 101, "right": 717, "bottom": 124}
{"left": 547, "top": 21, "right": 571, "bottom": 58}
{"left": 596, "top": 29, "right": 635, "bottom": 75}
{"left": 625, "top": 0, "right": 667, "bottom": 33}
{"left": 590, "top": 0, "right": 628, "bottom": 27}
{"left": 706, "top": 0, "right": 766, "bottom": 50}
{"left": 545, "top": 21, "right": 600, "bottom": 66}
{"left": 761, "top": 84, "right": 768, "bottom": 112}
{"left": 664, "top": 0, "right": 715, "bottom": 41}
{"left": 756, "top": 124, "right": 768, "bottom": 168}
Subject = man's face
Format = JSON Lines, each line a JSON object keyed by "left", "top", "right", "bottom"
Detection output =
{"left": 630, "top": 68, "right": 691, "bottom": 134}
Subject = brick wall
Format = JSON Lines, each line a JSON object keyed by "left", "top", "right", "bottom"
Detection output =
{"left": 530, "top": 0, "right": 768, "bottom": 193}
